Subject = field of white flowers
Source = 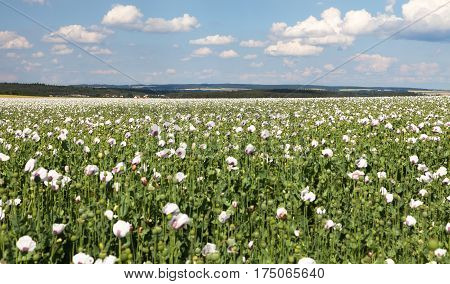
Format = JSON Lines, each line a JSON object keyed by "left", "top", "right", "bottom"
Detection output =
{"left": 0, "top": 97, "right": 448, "bottom": 264}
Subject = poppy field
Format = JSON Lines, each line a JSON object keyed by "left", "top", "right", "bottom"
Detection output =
{"left": 0, "top": 97, "right": 448, "bottom": 264}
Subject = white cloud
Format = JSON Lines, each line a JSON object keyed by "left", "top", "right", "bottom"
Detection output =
{"left": 143, "top": 14, "right": 199, "bottom": 32}
{"left": 191, "top": 47, "right": 213, "bottom": 57}
{"left": 270, "top": 7, "right": 401, "bottom": 47}
{"left": 51, "top": 44, "right": 73, "bottom": 55}
{"left": 250, "top": 62, "right": 264, "bottom": 68}
{"left": 265, "top": 40, "right": 323, "bottom": 57}
{"left": 243, "top": 54, "right": 258, "bottom": 60}
{"left": 51, "top": 58, "right": 58, "bottom": 64}
{"left": 90, "top": 69, "right": 118, "bottom": 75}
{"left": 399, "top": 62, "right": 439, "bottom": 77}
{"left": 43, "top": 25, "right": 108, "bottom": 44}
{"left": 85, "top": 46, "right": 112, "bottom": 55}
{"left": 354, "top": 54, "right": 397, "bottom": 73}
{"left": 270, "top": 1, "right": 450, "bottom": 46}
{"left": 0, "top": 31, "right": 32, "bottom": 49}
{"left": 32, "top": 51, "right": 45, "bottom": 58}
{"left": 240, "top": 40, "right": 266, "bottom": 47}
{"left": 102, "top": 5, "right": 143, "bottom": 27}
{"left": 301, "top": 67, "right": 322, "bottom": 77}
{"left": 323, "top": 64, "right": 335, "bottom": 71}
{"left": 385, "top": 0, "right": 396, "bottom": 14}
{"left": 400, "top": 0, "right": 450, "bottom": 41}
{"left": 102, "top": 5, "right": 199, "bottom": 33}
{"left": 283, "top": 58, "right": 296, "bottom": 67}
{"left": 219, "top": 49, "right": 239, "bottom": 58}
{"left": 190, "top": 35, "right": 235, "bottom": 45}
{"left": 166, "top": 68, "right": 176, "bottom": 75}
{"left": 21, "top": 60, "right": 41, "bottom": 72}
{"left": 23, "top": 0, "right": 46, "bottom": 4}
{"left": 6, "top": 52, "right": 20, "bottom": 59}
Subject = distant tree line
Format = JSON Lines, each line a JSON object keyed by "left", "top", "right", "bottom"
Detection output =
{"left": 0, "top": 83, "right": 421, "bottom": 99}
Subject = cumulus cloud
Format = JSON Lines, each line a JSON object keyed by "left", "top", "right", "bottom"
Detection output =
{"left": 250, "top": 62, "right": 264, "bottom": 68}
{"left": 190, "top": 35, "right": 235, "bottom": 45}
{"left": 166, "top": 68, "right": 176, "bottom": 75}
{"left": 219, "top": 49, "right": 239, "bottom": 58}
{"left": 270, "top": 0, "right": 450, "bottom": 49}
{"left": 385, "top": 0, "right": 396, "bottom": 14}
{"left": 354, "top": 54, "right": 397, "bottom": 73}
{"left": 0, "top": 31, "right": 32, "bottom": 49}
{"left": 265, "top": 40, "right": 324, "bottom": 57}
{"left": 270, "top": 7, "right": 401, "bottom": 48}
{"left": 32, "top": 51, "right": 45, "bottom": 58}
{"left": 399, "top": 0, "right": 450, "bottom": 41}
{"left": 102, "top": 4, "right": 199, "bottom": 33}
{"left": 102, "top": 5, "right": 143, "bottom": 27}
{"left": 240, "top": 40, "right": 266, "bottom": 47}
{"left": 399, "top": 62, "right": 439, "bottom": 77}
{"left": 191, "top": 47, "right": 213, "bottom": 57}
{"left": 51, "top": 44, "right": 73, "bottom": 55}
{"left": 85, "top": 46, "right": 112, "bottom": 55}
{"left": 243, "top": 54, "right": 258, "bottom": 60}
{"left": 43, "top": 25, "right": 108, "bottom": 43}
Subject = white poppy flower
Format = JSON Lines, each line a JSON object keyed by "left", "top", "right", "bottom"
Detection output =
{"left": 356, "top": 158, "right": 368, "bottom": 168}
{"left": 276, "top": 208, "right": 287, "bottom": 220}
{"left": 175, "top": 147, "right": 186, "bottom": 159}
{"left": 247, "top": 125, "right": 256, "bottom": 133}
{"left": 84, "top": 165, "right": 99, "bottom": 176}
{"left": 73, "top": 252, "right": 94, "bottom": 264}
{"left": 385, "top": 258, "right": 395, "bottom": 264}
{"left": 380, "top": 187, "right": 388, "bottom": 195}
{"left": 169, "top": 213, "right": 189, "bottom": 230}
{"left": 245, "top": 144, "right": 256, "bottom": 155}
{"left": 404, "top": 215, "right": 416, "bottom": 227}
{"left": 202, "top": 243, "right": 217, "bottom": 256}
{"left": 409, "top": 199, "right": 423, "bottom": 209}
{"left": 347, "top": 170, "right": 365, "bottom": 180}
{"left": 316, "top": 207, "right": 326, "bottom": 215}
{"left": 0, "top": 153, "right": 10, "bottom": 162}
{"left": 99, "top": 171, "right": 113, "bottom": 183}
{"left": 321, "top": 148, "right": 333, "bottom": 158}
{"left": 131, "top": 155, "right": 141, "bottom": 165}
{"left": 260, "top": 129, "right": 270, "bottom": 139}
{"left": 113, "top": 220, "right": 131, "bottom": 238}
{"left": 298, "top": 257, "right": 316, "bottom": 264}
{"left": 377, "top": 172, "right": 387, "bottom": 179}
{"left": 434, "top": 167, "right": 447, "bottom": 177}
{"left": 162, "top": 203, "right": 180, "bottom": 216}
{"left": 24, "top": 158, "right": 36, "bottom": 172}
{"left": 445, "top": 223, "right": 450, "bottom": 233}
{"left": 218, "top": 211, "right": 230, "bottom": 223}
{"left": 104, "top": 210, "right": 114, "bottom": 221}
{"left": 434, "top": 248, "right": 447, "bottom": 258}
{"left": 385, "top": 193, "right": 394, "bottom": 203}
{"left": 112, "top": 162, "right": 125, "bottom": 174}
{"left": 418, "top": 189, "right": 428, "bottom": 197}
{"left": 175, "top": 172, "right": 186, "bottom": 183}
{"left": 0, "top": 208, "right": 5, "bottom": 221}
{"left": 52, "top": 224, "right": 66, "bottom": 235}
{"left": 324, "top": 219, "right": 335, "bottom": 230}
{"left": 95, "top": 255, "right": 117, "bottom": 264}
{"left": 16, "top": 235, "right": 36, "bottom": 253}
{"left": 409, "top": 155, "right": 419, "bottom": 164}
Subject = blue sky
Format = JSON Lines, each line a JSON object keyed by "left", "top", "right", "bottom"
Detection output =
{"left": 1, "top": 0, "right": 450, "bottom": 88}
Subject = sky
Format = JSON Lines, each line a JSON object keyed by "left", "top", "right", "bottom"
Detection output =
{"left": 0, "top": 0, "right": 450, "bottom": 89}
